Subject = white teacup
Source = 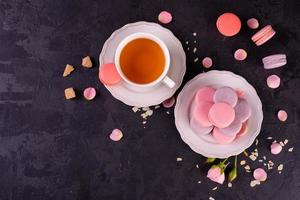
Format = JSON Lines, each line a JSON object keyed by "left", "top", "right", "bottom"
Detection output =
{"left": 114, "top": 33, "right": 175, "bottom": 91}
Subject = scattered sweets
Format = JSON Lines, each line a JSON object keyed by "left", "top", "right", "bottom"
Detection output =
{"left": 99, "top": 63, "right": 122, "bottom": 85}
{"left": 216, "top": 12, "right": 241, "bottom": 37}
{"left": 110, "top": 129, "right": 123, "bottom": 141}
{"left": 267, "top": 74, "right": 280, "bottom": 89}
{"left": 277, "top": 110, "right": 288, "bottom": 122}
{"left": 202, "top": 57, "right": 213, "bottom": 68}
{"left": 251, "top": 25, "right": 276, "bottom": 46}
{"left": 270, "top": 143, "right": 282, "bottom": 155}
{"left": 64, "top": 88, "right": 76, "bottom": 99}
{"left": 253, "top": 168, "right": 267, "bottom": 181}
{"left": 162, "top": 96, "right": 175, "bottom": 108}
{"left": 63, "top": 64, "right": 75, "bottom": 77}
{"left": 158, "top": 11, "right": 172, "bottom": 24}
{"left": 82, "top": 56, "right": 93, "bottom": 68}
{"left": 262, "top": 54, "right": 287, "bottom": 69}
{"left": 247, "top": 18, "right": 259, "bottom": 29}
{"left": 83, "top": 87, "right": 96, "bottom": 100}
{"left": 234, "top": 49, "right": 247, "bottom": 61}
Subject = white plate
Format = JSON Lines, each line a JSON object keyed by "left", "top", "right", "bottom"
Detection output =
{"left": 175, "top": 70, "right": 263, "bottom": 158}
{"left": 99, "top": 21, "right": 186, "bottom": 107}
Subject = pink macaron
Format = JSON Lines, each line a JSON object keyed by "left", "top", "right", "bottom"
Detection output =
{"left": 99, "top": 63, "right": 122, "bottom": 85}
{"left": 212, "top": 127, "right": 236, "bottom": 144}
{"left": 219, "top": 118, "right": 242, "bottom": 136}
{"left": 194, "top": 86, "right": 216, "bottom": 103}
{"left": 208, "top": 102, "right": 235, "bottom": 128}
{"left": 234, "top": 49, "right": 247, "bottom": 61}
{"left": 190, "top": 116, "right": 213, "bottom": 135}
{"left": 262, "top": 54, "right": 287, "bottom": 69}
{"left": 213, "top": 87, "right": 238, "bottom": 107}
{"left": 234, "top": 100, "right": 252, "bottom": 122}
{"left": 247, "top": 18, "right": 259, "bottom": 29}
{"left": 267, "top": 74, "right": 280, "bottom": 89}
{"left": 216, "top": 13, "right": 241, "bottom": 37}
{"left": 251, "top": 25, "right": 276, "bottom": 46}
{"left": 190, "top": 101, "right": 214, "bottom": 127}
{"left": 83, "top": 87, "right": 96, "bottom": 100}
{"left": 236, "top": 122, "right": 248, "bottom": 137}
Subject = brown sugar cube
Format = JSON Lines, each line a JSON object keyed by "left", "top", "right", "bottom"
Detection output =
{"left": 63, "top": 64, "right": 75, "bottom": 77}
{"left": 64, "top": 88, "right": 76, "bottom": 99}
{"left": 82, "top": 56, "right": 93, "bottom": 68}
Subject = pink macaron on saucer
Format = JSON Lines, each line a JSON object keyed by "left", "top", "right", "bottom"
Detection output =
{"left": 174, "top": 70, "right": 263, "bottom": 158}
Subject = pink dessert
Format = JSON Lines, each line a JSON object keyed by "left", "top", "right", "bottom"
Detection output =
{"left": 253, "top": 168, "right": 267, "bottom": 181}
{"left": 208, "top": 102, "right": 235, "bottom": 128}
{"left": 190, "top": 101, "right": 214, "bottom": 127}
{"left": 190, "top": 116, "right": 213, "bottom": 135}
{"left": 213, "top": 86, "right": 238, "bottom": 107}
{"left": 194, "top": 86, "right": 216, "bottom": 103}
{"left": 219, "top": 118, "right": 242, "bottom": 136}
{"left": 83, "top": 87, "right": 96, "bottom": 100}
{"left": 234, "top": 100, "right": 252, "bottom": 122}
{"left": 99, "top": 63, "right": 121, "bottom": 85}
{"left": 212, "top": 127, "right": 236, "bottom": 144}
{"left": 236, "top": 122, "right": 248, "bottom": 137}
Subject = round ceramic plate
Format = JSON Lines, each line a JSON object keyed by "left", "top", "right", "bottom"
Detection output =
{"left": 99, "top": 21, "right": 186, "bottom": 107}
{"left": 174, "top": 70, "right": 263, "bottom": 158}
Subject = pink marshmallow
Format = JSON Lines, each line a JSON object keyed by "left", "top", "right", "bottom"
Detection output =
{"left": 270, "top": 143, "right": 282, "bottom": 155}
{"left": 158, "top": 11, "right": 172, "bottom": 24}
{"left": 99, "top": 63, "right": 122, "bottom": 85}
{"left": 234, "top": 49, "right": 247, "bottom": 61}
{"left": 110, "top": 129, "right": 123, "bottom": 141}
{"left": 253, "top": 168, "right": 267, "bottom": 182}
{"left": 162, "top": 96, "right": 175, "bottom": 108}
{"left": 208, "top": 102, "right": 235, "bottom": 128}
{"left": 190, "top": 101, "right": 214, "bottom": 127}
{"left": 202, "top": 57, "right": 213, "bottom": 68}
{"left": 247, "top": 18, "right": 259, "bottom": 29}
{"left": 212, "top": 127, "right": 236, "bottom": 144}
{"left": 190, "top": 116, "right": 213, "bottom": 135}
{"left": 234, "top": 100, "right": 252, "bottom": 122}
{"left": 267, "top": 75, "right": 280, "bottom": 89}
{"left": 277, "top": 110, "right": 288, "bottom": 122}
{"left": 213, "top": 86, "right": 238, "bottom": 107}
{"left": 219, "top": 118, "right": 242, "bottom": 136}
{"left": 83, "top": 87, "right": 96, "bottom": 100}
{"left": 194, "top": 86, "right": 216, "bottom": 103}
{"left": 236, "top": 122, "right": 248, "bottom": 137}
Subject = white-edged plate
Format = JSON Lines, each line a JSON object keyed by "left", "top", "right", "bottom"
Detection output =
{"left": 99, "top": 21, "right": 186, "bottom": 107}
{"left": 175, "top": 70, "right": 263, "bottom": 158}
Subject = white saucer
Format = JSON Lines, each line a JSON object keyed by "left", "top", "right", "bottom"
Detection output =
{"left": 174, "top": 70, "right": 263, "bottom": 158}
{"left": 99, "top": 21, "right": 186, "bottom": 107}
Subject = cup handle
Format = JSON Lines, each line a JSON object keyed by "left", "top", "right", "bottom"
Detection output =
{"left": 162, "top": 76, "right": 175, "bottom": 88}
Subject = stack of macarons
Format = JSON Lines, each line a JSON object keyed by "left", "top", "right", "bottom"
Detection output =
{"left": 190, "top": 86, "right": 252, "bottom": 144}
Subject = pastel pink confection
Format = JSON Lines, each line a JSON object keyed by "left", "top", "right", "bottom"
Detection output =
{"left": 255, "top": 29, "right": 276, "bottom": 46}
{"left": 247, "top": 18, "right": 259, "bottom": 29}
{"left": 236, "top": 122, "right": 248, "bottom": 137}
{"left": 262, "top": 54, "right": 287, "bottom": 69}
{"left": 236, "top": 89, "right": 246, "bottom": 99}
{"left": 253, "top": 168, "right": 267, "bottom": 182}
{"left": 190, "top": 116, "right": 213, "bottom": 135}
{"left": 270, "top": 143, "right": 282, "bottom": 155}
{"left": 110, "top": 129, "right": 123, "bottom": 141}
{"left": 251, "top": 25, "right": 272, "bottom": 42}
{"left": 83, "top": 87, "right": 96, "bottom": 100}
{"left": 234, "top": 49, "right": 247, "bottom": 61}
{"left": 277, "top": 110, "right": 288, "bottom": 122}
{"left": 213, "top": 86, "right": 238, "bottom": 107}
{"left": 190, "top": 101, "right": 214, "bottom": 127}
{"left": 194, "top": 86, "right": 216, "bottom": 103}
{"left": 162, "top": 96, "right": 175, "bottom": 108}
{"left": 219, "top": 118, "right": 242, "bottom": 136}
{"left": 208, "top": 102, "right": 235, "bottom": 128}
{"left": 158, "top": 11, "right": 172, "bottom": 24}
{"left": 267, "top": 74, "right": 280, "bottom": 89}
{"left": 234, "top": 100, "right": 252, "bottom": 122}
{"left": 99, "top": 63, "right": 122, "bottom": 85}
{"left": 202, "top": 57, "right": 213, "bottom": 68}
{"left": 212, "top": 127, "right": 236, "bottom": 144}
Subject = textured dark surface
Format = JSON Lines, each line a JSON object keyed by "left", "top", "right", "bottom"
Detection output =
{"left": 0, "top": 0, "right": 300, "bottom": 199}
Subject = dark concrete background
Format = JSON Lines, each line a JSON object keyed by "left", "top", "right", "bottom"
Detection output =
{"left": 0, "top": 0, "right": 300, "bottom": 199}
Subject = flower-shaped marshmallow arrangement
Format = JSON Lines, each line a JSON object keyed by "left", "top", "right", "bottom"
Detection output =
{"left": 190, "top": 86, "right": 252, "bottom": 144}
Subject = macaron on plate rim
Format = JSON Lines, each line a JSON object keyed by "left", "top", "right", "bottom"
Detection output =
{"left": 99, "top": 21, "right": 186, "bottom": 107}
{"left": 174, "top": 70, "right": 263, "bottom": 158}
